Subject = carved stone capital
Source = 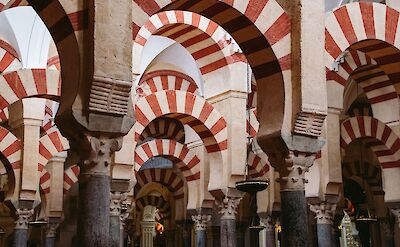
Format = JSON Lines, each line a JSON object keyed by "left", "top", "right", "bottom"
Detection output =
{"left": 45, "top": 222, "right": 60, "bottom": 238}
{"left": 391, "top": 208, "right": 400, "bottom": 228}
{"left": 78, "top": 136, "right": 122, "bottom": 175}
{"left": 218, "top": 197, "right": 241, "bottom": 220}
{"left": 277, "top": 151, "right": 316, "bottom": 191}
{"left": 260, "top": 216, "right": 275, "bottom": 232}
{"left": 110, "top": 192, "right": 127, "bottom": 217}
{"left": 192, "top": 214, "right": 211, "bottom": 231}
{"left": 309, "top": 202, "right": 336, "bottom": 225}
{"left": 14, "top": 208, "right": 33, "bottom": 230}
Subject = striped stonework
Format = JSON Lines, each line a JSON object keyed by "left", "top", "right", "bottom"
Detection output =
{"left": 137, "top": 70, "right": 200, "bottom": 97}
{"left": 41, "top": 100, "right": 57, "bottom": 134}
{"left": 38, "top": 126, "right": 70, "bottom": 171}
{"left": 135, "top": 195, "right": 171, "bottom": 218}
{"left": 247, "top": 151, "right": 270, "bottom": 179}
{"left": 247, "top": 108, "right": 258, "bottom": 138}
{"left": 0, "top": 40, "right": 21, "bottom": 74}
{"left": 135, "top": 168, "right": 185, "bottom": 200}
{"left": 132, "top": 0, "right": 291, "bottom": 77}
{"left": 47, "top": 56, "right": 61, "bottom": 71}
{"left": 140, "top": 117, "right": 185, "bottom": 144}
{"left": 326, "top": 2, "right": 400, "bottom": 97}
{"left": 134, "top": 90, "right": 227, "bottom": 153}
{"left": 134, "top": 139, "right": 200, "bottom": 182}
{"left": 0, "top": 0, "right": 28, "bottom": 11}
{"left": 0, "top": 69, "right": 61, "bottom": 118}
{"left": 0, "top": 126, "right": 21, "bottom": 173}
{"left": 340, "top": 116, "right": 400, "bottom": 168}
{"left": 38, "top": 165, "right": 50, "bottom": 194}
{"left": 63, "top": 165, "right": 80, "bottom": 194}
{"left": 134, "top": 10, "right": 246, "bottom": 75}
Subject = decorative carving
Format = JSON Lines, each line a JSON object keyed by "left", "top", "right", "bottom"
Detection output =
{"left": 276, "top": 151, "right": 316, "bottom": 190}
{"left": 260, "top": 216, "right": 275, "bottom": 232}
{"left": 110, "top": 192, "right": 127, "bottom": 217}
{"left": 79, "top": 136, "right": 122, "bottom": 175}
{"left": 89, "top": 75, "right": 132, "bottom": 115}
{"left": 45, "top": 222, "right": 60, "bottom": 238}
{"left": 192, "top": 214, "right": 211, "bottom": 231}
{"left": 391, "top": 208, "right": 400, "bottom": 228}
{"left": 309, "top": 202, "right": 337, "bottom": 224}
{"left": 14, "top": 209, "right": 33, "bottom": 230}
{"left": 218, "top": 197, "right": 241, "bottom": 220}
{"left": 294, "top": 111, "right": 326, "bottom": 137}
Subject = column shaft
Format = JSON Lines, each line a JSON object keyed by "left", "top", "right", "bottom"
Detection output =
{"left": 13, "top": 229, "right": 28, "bottom": 247}
{"left": 220, "top": 218, "right": 236, "bottom": 247}
{"left": 77, "top": 174, "right": 111, "bottom": 246}
{"left": 265, "top": 229, "right": 275, "bottom": 247}
{"left": 110, "top": 215, "right": 120, "bottom": 247}
{"left": 196, "top": 229, "right": 207, "bottom": 247}
{"left": 316, "top": 224, "right": 332, "bottom": 247}
{"left": 280, "top": 190, "right": 309, "bottom": 247}
{"left": 45, "top": 237, "right": 56, "bottom": 247}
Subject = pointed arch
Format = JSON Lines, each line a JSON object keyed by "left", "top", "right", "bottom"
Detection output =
{"left": 340, "top": 116, "right": 400, "bottom": 168}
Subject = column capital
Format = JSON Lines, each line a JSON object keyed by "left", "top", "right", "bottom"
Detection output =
{"left": 110, "top": 192, "right": 127, "bottom": 217}
{"left": 391, "top": 208, "right": 400, "bottom": 228}
{"left": 77, "top": 135, "right": 122, "bottom": 176}
{"left": 217, "top": 196, "right": 241, "bottom": 220}
{"left": 192, "top": 214, "right": 211, "bottom": 231}
{"left": 309, "top": 202, "right": 337, "bottom": 225}
{"left": 260, "top": 216, "right": 275, "bottom": 232}
{"left": 14, "top": 208, "right": 33, "bottom": 230}
{"left": 45, "top": 222, "right": 60, "bottom": 238}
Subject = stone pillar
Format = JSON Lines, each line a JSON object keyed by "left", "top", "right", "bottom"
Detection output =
{"left": 177, "top": 220, "right": 193, "bottom": 247}
{"left": 211, "top": 226, "right": 220, "bottom": 247}
{"left": 192, "top": 214, "right": 211, "bottom": 247}
{"left": 218, "top": 197, "right": 241, "bottom": 247}
{"left": 44, "top": 222, "right": 60, "bottom": 247}
{"left": 261, "top": 216, "right": 275, "bottom": 247}
{"left": 391, "top": 209, "right": 400, "bottom": 247}
{"left": 277, "top": 151, "right": 316, "bottom": 247}
{"left": 110, "top": 192, "right": 127, "bottom": 247}
{"left": 13, "top": 208, "right": 33, "bottom": 247}
{"left": 141, "top": 220, "right": 155, "bottom": 247}
{"left": 77, "top": 137, "right": 122, "bottom": 247}
{"left": 309, "top": 202, "right": 336, "bottom": 247}
{"left": 379, "top": 217, "right": 395, "bottom": 247}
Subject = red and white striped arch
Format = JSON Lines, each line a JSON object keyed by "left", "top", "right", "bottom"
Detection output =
{"left": 63, "top": 165, "right": 80, "bottom": 194}
{"left": 140, "top": 117, "right": 185, "bottom": 144}
{"left": 0, "top": 69, "right": 61, "bottom": 119}
{"left": 137, "top": 70, "right": 200, "bottom": 97}
{"left": 135, "top": 90, "right": 227, "bottom": 153}
{"left": 0, "top": 40, "right": 21, "bottom": 73}
{"left": 42, "top": 100, "right": 57, "bottom": 134}
{"left": 134, "top": 139, "right": 200, "bottom": 182}
{"left": 136, "top": 168, "right": 185, "bottom": 200}
{"left": 247, "top": 151, "right": 270, "bottom": 179}
{"left": 47, "top": 55, "right": 61, "bottom": 71}
{"left": 134, "top": 10, "right": 245, "bottom": 75}
{"left": 38, "top": 166, "right": 50, "bottom": 194}
{"left": 247, "top": 108, "right": 258, "bottom": 138}
{"left": 0, "top": 126, "right": 21, "bottom": 173}
{"left": 38, "top": 126, "right": 70, "bottom": 170}
{"left": 135, "top": 195, "right": 171, "bottom": 218}
{"left": 0, "top": 0, "right": 28, "bottom": 11}
{"left": 340, "top": 116, "right": 400, "bottom": 168}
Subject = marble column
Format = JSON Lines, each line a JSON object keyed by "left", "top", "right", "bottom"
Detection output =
{"left": 192, "top": 214, "right": 211, "bottom": 247}
{"left": 261, "top": 216, "right": 275, "bottom": 247}
{"left": 13, "top": 208, "right": 33, "bottom": 247}
{"left": 141, "top": 220, "right": 156, "bottom": 247}
{"left": 275, "top": 150, "right": 320, "bottom": 247}
{"left": 309, "top": 202, "right": 336, "bottom": 247}
{"left": 218, "top": 197, "right": 241, "bottom": 247}
{"left": 178, "top": 221, "right": 193, "bottom": 247}
{"left": 77, "top": 137, "right": 122, "bottom": 247}
{"left": 44, "top": 222, "right": 60, "bottom": 247}
{"left": 109, "top": 192, "right": 127, "bottom": 247}
{"left": 211, "top": 226, "right": 220, "bottom": 247}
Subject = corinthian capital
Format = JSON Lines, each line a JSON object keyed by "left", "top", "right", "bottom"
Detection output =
{"left": 218, "top": 197, "right": 241, "bottom": 220}
{"left": 192, "top": 214, "right": 211, "bottom": 231}
{"left": 14, "top": 208, "right": 33, "bottom": 230}
{"left": 309, "top": 202, "right": 337, "bottom": 224}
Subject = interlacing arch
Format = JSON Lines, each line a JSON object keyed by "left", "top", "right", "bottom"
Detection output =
{"left": 134, "top": 139, "right": 200, "bottom": 182}
{"left": 135, "top": 168, "right": 185, "bottom": 200}
{"left": 340, "top": 116, "right": 400, "bottom": 168}
{"left": 135, "top": 90, "right": 227, "bottom": 153}
{"left": 63, "top": 165, "right": 80, "bottom": 194}
{"left": 0, "top": 40, "right": 21, "bottom": 73}
{"left": 139, "top": 117, "right": 185, "bottom": 144}
{"left": 325, "top": 2, "right": 400, "bottom": 99}
{"left": 135, "top": 195, "right": 171, "bottom": 219}
{"left": 134, "top": 10, "right": 245, "bottom": 75}
{"left": 137, "top": 70, "right": 200, "bottom": 98}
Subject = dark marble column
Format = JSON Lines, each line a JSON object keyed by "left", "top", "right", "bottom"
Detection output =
{"left": 44, "top": 221, "right": 60, "bottom": 247}
{"left": 211, "top": 226, "right": 220, "bottom": 247}
{"left": 309, "top": 202, "right": 337, "bottom": 247}
{"left": 77, "top": 137, "right": 122, "bottom": 247}
{"left": 13, "top": 208, "right": 33, "bottom": 247}
{"left": 261, "top": 216, "right": 275, "bottom": 247}
{"left": 192, "top": 214, "right": 211, "bottom": 247}
{"left": 218, "top": 197, "right": 241, "bottom": 247}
